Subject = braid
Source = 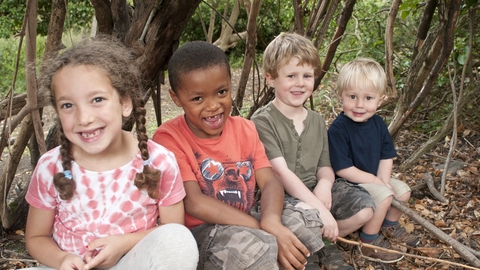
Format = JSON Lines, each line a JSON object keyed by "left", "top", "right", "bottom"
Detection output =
{"left": 53, "top": 121, "right": 76, "bottom": 200}
{"left": 133, "top": 97, "right": 161, "bottom": 199}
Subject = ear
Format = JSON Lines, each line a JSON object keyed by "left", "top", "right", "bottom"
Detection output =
{"left": 378, "top": 95, "right": 386, "bottom": 107}
{"left": 265, "top": 73, "right": 275, "bottom": 88}
{"left": 169, "top": 89, "right": 183, "bottom": 107}
{"left": 122, "top": 97, "right": 133, "bottom": 117}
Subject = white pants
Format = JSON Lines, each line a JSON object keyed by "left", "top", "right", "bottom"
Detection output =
{"left": 25, "top": 223, "right": 199, "bottom": 270}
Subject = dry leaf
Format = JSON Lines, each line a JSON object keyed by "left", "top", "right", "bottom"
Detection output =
{"left": 15, "top": 230, "right": 24, "bottom": 235}
{"left": 434, "top": 219, "right": 446, "bottom": 227}
{"left": 416, "top": 247, "right": 443, "bottom": 258}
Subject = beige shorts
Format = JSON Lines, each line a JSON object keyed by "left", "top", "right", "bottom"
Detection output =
{"left": 360, "top": 178, "right": 410, "bottom": 206}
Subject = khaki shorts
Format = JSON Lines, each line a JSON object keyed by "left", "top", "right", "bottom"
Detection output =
{"left": 360, "top": 178, "right": 411, "bottom": 206}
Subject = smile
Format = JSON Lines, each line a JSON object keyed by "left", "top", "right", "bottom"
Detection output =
{"left": 80, "top": 128, "right": 102, "bottom": 139}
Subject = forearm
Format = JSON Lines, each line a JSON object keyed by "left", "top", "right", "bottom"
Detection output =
{"left": 336, "top": 166, "right": 383, "bottom": 185}
{"left": 26, "top": 236, "right": 75, "bottom": 268}
{"left": 185, "top": 194, "right": 259, "bottom": 228}
{"left": 377, "top": 159, "right": 393, "bottom": 184}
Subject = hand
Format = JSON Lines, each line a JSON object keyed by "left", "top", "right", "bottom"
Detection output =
{"left": 314, "top": 187, "right": 332, "bottom": 210}
{"left": 82, "top": 235, "right": 131, "bottom": 270}
{"left": 59, "top": 253, "right": 85, "bottom": 270}
{"left": 272, "top": 225, "right": 310, "bottom": 270}
{"left": 319, "top": 212, "right": 338, "bottom": 242}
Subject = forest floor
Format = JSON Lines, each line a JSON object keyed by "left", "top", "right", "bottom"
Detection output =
{"left": 1, "top": 69, "right": 479, "bottom": 270}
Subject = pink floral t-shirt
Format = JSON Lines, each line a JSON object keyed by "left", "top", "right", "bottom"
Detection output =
{"left": 26, "top": 140, "right": 185, "bottom": 257}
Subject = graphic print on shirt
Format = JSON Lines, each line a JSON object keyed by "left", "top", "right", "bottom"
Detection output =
{"left": 198, "top": 157, "right": 255, "bottom": 213}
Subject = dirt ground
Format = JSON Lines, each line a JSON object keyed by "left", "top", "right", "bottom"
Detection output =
{"left": 1, "top": 70, "right": 480, "bottom": 270}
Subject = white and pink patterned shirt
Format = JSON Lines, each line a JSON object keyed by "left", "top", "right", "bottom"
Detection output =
{"left": 26, "top": 140, "right": 185, "bottom": 257}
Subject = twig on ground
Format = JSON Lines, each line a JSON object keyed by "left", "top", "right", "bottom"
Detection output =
{"left": 392, "top": 199, "right": 480, "bottom": 267}
{"left": 337, "top": 236, "right": 480, "bottom": 270}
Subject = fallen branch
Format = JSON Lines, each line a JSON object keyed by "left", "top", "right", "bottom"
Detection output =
{"left": 424, "top": 172, "right": 448, "bottom": 203}
{"left": 337, "top": 236, "right": 480, "bottom": 270}
{"left": 391, "top": 199, "right": 480, "bottom": 267}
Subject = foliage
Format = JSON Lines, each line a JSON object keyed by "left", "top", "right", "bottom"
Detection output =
{"left": 182, "top": 0, "right": 295, "bottom": 68}
{"left": 0, "top": 0, "right": 93, "bottom": 39}
{"left": 0, "top": 36, "right": 46, "bottom": 96}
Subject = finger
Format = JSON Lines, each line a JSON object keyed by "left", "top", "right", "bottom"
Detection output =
{"left": 83, "top": 251, "right": 106, "bottom": 270}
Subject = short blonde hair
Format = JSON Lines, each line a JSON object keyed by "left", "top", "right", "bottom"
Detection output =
{"left": 263, "top": 32, "right": 321, "bottom": 79}
{"left": 336, "top": 58, "right": 387, "bottom": 96}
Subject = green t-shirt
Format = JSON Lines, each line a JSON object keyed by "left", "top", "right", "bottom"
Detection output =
{"left": 251, "top": 102, "right": 331, "bottom": 191}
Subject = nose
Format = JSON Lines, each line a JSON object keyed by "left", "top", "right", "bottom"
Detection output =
{"left": 206, "top": 98, "right": 220, "bottom": 111}
{"left": 355, "top": 98, "right": 364, "bottom": 108}
{"left": 76, "top": 105, "right": 94, "bottom": 126}
{"left": 295, "top": 76, "right": 305, "bottom": 87}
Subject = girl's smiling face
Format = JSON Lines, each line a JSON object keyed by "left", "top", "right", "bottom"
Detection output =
{"left": 169, "top": 65, "right": 232, "bottom": 139}
{"left": 53, "top": 65, "right": 132, "bottom": 159}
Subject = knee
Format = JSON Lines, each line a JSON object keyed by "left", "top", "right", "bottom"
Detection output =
{"left": 396, "top": 191, "right": 411, "bottom": 203}
{"left": 357, "top": 207, "right": 374, "bottom": 223}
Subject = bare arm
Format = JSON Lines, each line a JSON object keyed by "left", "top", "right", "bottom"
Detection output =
{"left": 270, "top": 158, "right": 338, "bottom": 241}
{"left": 336, "top": 166, "right": 385, "bottom": 186}
{"left": 26, "top": 207, "right": 85, "bottom": 270}
{"left": 312, "top": 166, "right": 335, "bottom": 210}
{"left": 183, "top": 181, "right": 260, "bottom": 228}
{"left": 159, "top": 200, "right": 185, "bottom": 225}
{"left": 377, "top": 159, "right": 393, "bottom": 184}
{"left": 255, "top": 167, "right": 310, "bottom": 270}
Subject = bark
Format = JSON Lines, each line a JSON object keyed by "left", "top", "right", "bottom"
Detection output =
{"left": 413, "top": 0, "right": 438, "bottom": 59}
{"left": 389, "top": 0, "right": 462, "bottom": 139}
{"left": 384, "top": 0, "right": 401, "bottom": 98}
{"left": 317, "top": 0, "right": 356, "bottom": 83}
{"left": 91, "top": 0, "right": 113, "bottom": 35}
{"left": 110, "top": 0, "right": 131, "bottom": 42}
{"left": 213, "top": 0, "right": 245, "bottom": 52}
{"left": 232, "top": 0, "right": 261, "bottom": 116}
{"left": 424, "top": 172, "right": 448, "bottom": 203}
{"left": 313, "top": 0, "right": 340, "bottom": 49}
{"left": 392, "top": 199, "right": 480, "bottom": 267}
{"left": 25, "top": 0, "right": 46, "bottom": 156}
{"left": 42, "top": 0, "right": 66, "bottom": 61}
{"left": 292, "top": 0, "right": 304, "bottom": 35}
{"left": 0, "top": 114, "right": 35, "bottom": 229}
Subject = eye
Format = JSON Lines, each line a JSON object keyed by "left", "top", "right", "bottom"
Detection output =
{"left": 93, "top": 97, "right": 104, "bottom": 103}
{"left": 349, "top": 95, "right": 356, "bottom": 99}
{"left": 366, "top": 96, "right": 373, "bottom": 100}
{"left": 218, "top": 89, "right": 228, "bottom": 95}
{"left": 60, "top": 103, "right": 73, "bottom": 109}
{"left": 287, "top": 75, "right": 295, "bottom": 78}
{"left": 304, "top": 74, "right": 313, "bottom": 78}
{"left": 192, "top": 96, "right": 202, "bottom": 101}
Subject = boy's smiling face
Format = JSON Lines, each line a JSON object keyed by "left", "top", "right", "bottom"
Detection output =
{"left": 266, "top": 57, "right": 315, "bottom": 109}
{"left": 340, "top": 81, "right": 384, "bottom": 122}
{"left": 170, "top": 65, "right": 232, "bottom": 139}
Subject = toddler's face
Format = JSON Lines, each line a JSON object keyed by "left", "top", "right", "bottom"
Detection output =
{"left": 340, "top": 81, "right": 383, "bottom": 122}
{"left": 266, "top": 57, "right": 315, "bottom": 108}
{"left": 170, "top": 65, "right": 232, "bottom": 139}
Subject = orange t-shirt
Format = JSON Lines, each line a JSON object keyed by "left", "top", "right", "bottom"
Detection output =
{"left": 153, "top": 115, "right": 271, "bottom": 229}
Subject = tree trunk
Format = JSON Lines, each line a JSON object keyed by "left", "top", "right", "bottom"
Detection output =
{"left": 232, "top": 0, "right": 262, "bottom": 116}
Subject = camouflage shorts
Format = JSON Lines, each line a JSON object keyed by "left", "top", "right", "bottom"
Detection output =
{"left": 331, "top": 178, "right": 376, "bottom": 220}
{"left": 191, "top": 200, "right": 324, "bottom": 270}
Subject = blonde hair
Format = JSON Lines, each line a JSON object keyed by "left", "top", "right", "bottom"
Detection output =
{"left": 263, "top": 32, "right": 321, "bottom": 79}
{"left": 336, "top": 58, "right": 387, "bottom": 96}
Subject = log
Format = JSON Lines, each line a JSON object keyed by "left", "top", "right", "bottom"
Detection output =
{"left": 392, "top": 199, "right": 480, "bottom": 267}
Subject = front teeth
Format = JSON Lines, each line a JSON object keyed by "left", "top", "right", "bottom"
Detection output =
{"left": 81, "top": 129, "right": 101, "bottom": 138}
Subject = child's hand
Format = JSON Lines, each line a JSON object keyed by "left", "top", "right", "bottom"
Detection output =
{"left": 319, "top": 212, "right": 338, "bottom": 242}
{"left": 59, "top": 253, "right": 85, "bottom": 270}
{"left": 82, "top": 235, "right": 131, "bottom": 270}
{"left": 314, "top": 187, "right": 332, "bottom": 210}
{"left": 272, "top": 225, "right": 310, "bottom": 270}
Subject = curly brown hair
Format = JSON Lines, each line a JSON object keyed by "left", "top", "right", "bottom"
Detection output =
{"left": 40, "top": 36, "right": 160, "bottom": 200}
